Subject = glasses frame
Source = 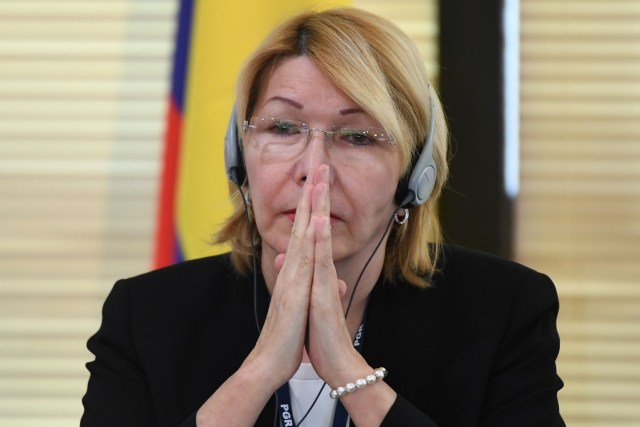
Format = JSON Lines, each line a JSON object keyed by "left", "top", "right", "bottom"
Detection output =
{"left": 243, "top": 117, "right": 395, "bottom": 147}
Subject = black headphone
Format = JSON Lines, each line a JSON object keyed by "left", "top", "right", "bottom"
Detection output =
{"left": 224, "top": 96, "right": 437, "bottom": 208}
{"left": 224, "top": 107, "right": 245, "bottom": 187}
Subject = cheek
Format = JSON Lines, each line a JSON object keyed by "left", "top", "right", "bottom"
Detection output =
{"left": 245, "top": 160, "right": 290, "bottom": 230}
{"left": 343, "top": 161, "right": 400, "bottom": 207}
{"left": 248, "top": 177, "right": 277, "bottom": 216}
{"left": 245, "top": 155, "right": 271, "bottom": 197}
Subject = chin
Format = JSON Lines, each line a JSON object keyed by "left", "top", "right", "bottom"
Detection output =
{"left": 327, "top": 243, "right": 356, "bottom": 264}
{"left": 261, "top": 235, "right": 290, "bottom": 259}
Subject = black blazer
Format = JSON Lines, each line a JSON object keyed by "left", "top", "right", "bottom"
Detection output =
{"left": 81, "top": 245, "right": 565, "bottom": 426}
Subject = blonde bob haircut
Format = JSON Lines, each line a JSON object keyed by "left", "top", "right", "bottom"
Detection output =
{"left": 216, "top": 7, "right": 449, "bottom": 288}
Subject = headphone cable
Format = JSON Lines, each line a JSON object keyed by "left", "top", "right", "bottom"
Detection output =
{"left": 236, "top": 184, "right": 262, "bottom": 335}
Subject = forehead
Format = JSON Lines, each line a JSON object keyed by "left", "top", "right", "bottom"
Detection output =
{"left": 254, "top": 56, "right": 357, "bottom": 114}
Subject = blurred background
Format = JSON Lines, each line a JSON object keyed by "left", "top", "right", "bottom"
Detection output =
{"left": 0, "top": 0, "right": 638, "bottom": 425}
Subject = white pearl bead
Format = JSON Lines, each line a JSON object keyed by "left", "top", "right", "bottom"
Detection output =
{"left": 328, "top": 368, "right": 388, "bottom": 399}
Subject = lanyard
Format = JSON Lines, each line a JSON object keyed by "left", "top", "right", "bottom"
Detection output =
{"left": 276, "top": 323, "right": 365, "bottom": 427}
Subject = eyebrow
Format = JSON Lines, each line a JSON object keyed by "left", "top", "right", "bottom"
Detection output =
{"left": 339, "top": 107, "right": 365, "bottom": 116}
{"left": 264, "top": 96, "right": 365, "bottom": 116}
{"left": 264, "top": 96, "right": 303, "bottom": 109}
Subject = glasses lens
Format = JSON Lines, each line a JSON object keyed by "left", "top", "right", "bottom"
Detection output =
{"left": 336, "top": 128, "right": 387, "bottom": 146}
{"left": 248, "top": 117, "right": 306, "bottom": 153}
{"left": 246, "top": 117, "right": 394, "bottom": 156}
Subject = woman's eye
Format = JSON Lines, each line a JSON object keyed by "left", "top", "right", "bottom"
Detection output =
{"left": 269, "top": 121, "right": 301, "bottom": 135}
{"left": 341, "top": 130, "right": 375, "bottom": 146}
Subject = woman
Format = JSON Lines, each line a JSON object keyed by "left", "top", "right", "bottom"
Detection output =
{"left": 82, "top": 8, "right": 564, "bottom": 427}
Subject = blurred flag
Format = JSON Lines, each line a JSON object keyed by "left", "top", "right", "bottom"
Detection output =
{"left": 154, "top": 0, "right": 349, "bottom": 268}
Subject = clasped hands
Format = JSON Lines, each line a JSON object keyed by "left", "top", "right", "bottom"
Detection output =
{"left": 248, "top": 164, "right": 367, "bottom": 391}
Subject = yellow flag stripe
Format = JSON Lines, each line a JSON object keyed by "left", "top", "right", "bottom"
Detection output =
{"left": 177, "top": 0, "right": 351, "bottom": 260}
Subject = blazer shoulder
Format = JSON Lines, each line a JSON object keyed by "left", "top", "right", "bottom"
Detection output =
{"left": 115, "top": 253, "right": 244, "bottom": 297}
{"left": 99, "top": 253, "right": 260, "bottom": 328}
{"left": 435, "top": 244, "right": 558, "bottom": 304}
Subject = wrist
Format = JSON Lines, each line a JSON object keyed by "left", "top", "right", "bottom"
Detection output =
{"left": 240, "top": 352, "right": 291, "bottom": 391}
{"left": 321, "top": 351, "right": 373, "bottom": 389}
{"left": 329, "top": 367, "right": 388, "bottom": 399}
{"left": 331, "top": 368, "right": 396, "bottom": 427}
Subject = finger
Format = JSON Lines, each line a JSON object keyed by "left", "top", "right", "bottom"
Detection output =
{"left": 312, "top": 163, "right": 330, "bottom": 185}
{"left": 307, "top": 214, "right": 351, "bottom": 365}
{"left": 290, "top": 179, "right": 313, "bottom": 245}
{"left": 311, "top": 182, "right": 329, "bottom": 222}
{"left": 281, "top": 179, "right": 314, "bottom": 272}
{"left": 274, "top": 174, "right": 317, "bottom": 298}
{"left": 310, "top": 166, "right": 334, "bottom": 295}
{"left": 311, "top": 164, "right": 330, "bottom": 218}
{"left": 278, "top": 214, "right": 317, "bottom": 289}
{"left": 309, "top": 164, "right": 332, "bottom": 303}
{"left": 311, "top": 215, "right": 339, "bottom": 306}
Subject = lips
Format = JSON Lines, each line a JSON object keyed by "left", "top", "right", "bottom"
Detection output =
{"left": 283, "top": 210, "right": 296, "bottom": 221}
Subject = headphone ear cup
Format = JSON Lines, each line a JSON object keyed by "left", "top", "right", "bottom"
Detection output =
{"left": 414, "top": 164, "right": 436, "bottom": 205}
{"left": 224, "top": 106, "right": 246, "bottom": 186}
{"left": 395, "top": 96, "right": 437, "bottom": 208}
{"left": 395, "top": 150, "right": 437, "bottom": 208}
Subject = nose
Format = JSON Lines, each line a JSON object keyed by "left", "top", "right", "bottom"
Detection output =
{"left": 294, "top": 130, "right": 333, "bottom": 184}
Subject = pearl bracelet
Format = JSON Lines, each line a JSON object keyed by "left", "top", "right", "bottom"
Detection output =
{"left": 329, "top": 367, "right": 388, "bottom": 399}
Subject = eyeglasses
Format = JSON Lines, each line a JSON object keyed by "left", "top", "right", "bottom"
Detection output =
{"left": 243, "top": 117, "right": 394, "bottom": 155}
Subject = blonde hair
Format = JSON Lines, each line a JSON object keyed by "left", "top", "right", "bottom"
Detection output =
{"left": 216, "top": 7, "right": 449, "bottom": 288}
